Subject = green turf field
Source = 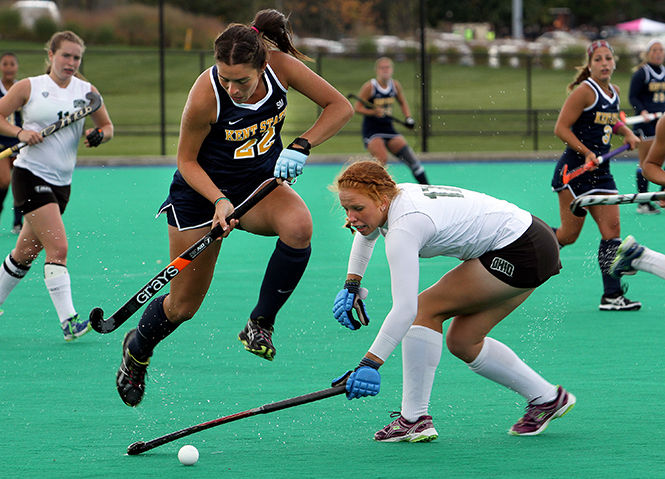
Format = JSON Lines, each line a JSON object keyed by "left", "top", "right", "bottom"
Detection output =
{"left": 1, "top": 160, "right": 663, "bottom": 478}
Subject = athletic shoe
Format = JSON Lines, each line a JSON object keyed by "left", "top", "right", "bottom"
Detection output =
{"left": 62, "top": 314, "right": 91, "bottom": 342}
{"left": 238, "top": 318, "right": 276, "bottom": 361}
{"left": 116, "top": 329, "right": 150, "bottom": 407}
{"left": 609, "top": 235, "right": 645, "bottom": 278}
{"left": 10, "top": 224, "right": 21, "bottom": 235}
{"left": 374, "top": 412, "right": 438, "bottom": 443}
{"left": 598, "top": 294, "right": 642, "bottom": 311}
{"left": 509, "top": 386, "right": 576, "bottom": 436}
{"left": 636, "top": 203, "right": 660, "bottom": 215}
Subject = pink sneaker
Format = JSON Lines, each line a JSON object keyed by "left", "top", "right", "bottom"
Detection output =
{"left": 374, "top": 412, "right": 438, "bottom": 442}
{"left": 509, "top": 386, "right": 576, "bottom": 436}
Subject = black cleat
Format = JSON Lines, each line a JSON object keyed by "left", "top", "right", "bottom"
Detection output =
{"left": 238, "top": 318, "right": 276, "bottom": 361}
{"left": 116, "top": 329, "right": 150, "bottom": 407}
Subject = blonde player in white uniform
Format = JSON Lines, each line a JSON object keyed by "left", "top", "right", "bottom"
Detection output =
{"left": 330, "top": 160, "right": 575, "bottom": 442}
{"left": 0, "top": 31, "right": 113, "bottom": 340}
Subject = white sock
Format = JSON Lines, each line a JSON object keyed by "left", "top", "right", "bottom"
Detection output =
{"left": 467, "top": 337, "right": 557, "bottom": 404}
{"left": 400, "top": 326, "right": 442, "bottom": 422}
{"left": 0, "top": 254, "right": 30, "bottom": 305}
{"left": 44, "top": 263, "right": 76, "bottom": 324}
{"left": 632, "top": 247, "right": 665, "bottom": 280}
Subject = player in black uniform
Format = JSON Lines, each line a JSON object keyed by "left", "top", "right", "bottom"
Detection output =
{"left": 116, "top": 9, "right": 353, "bottom": 407}
{"left": 0, "top": 52, "right": 23, "bottom": 233}
{"left": 629, "top": 39, "right": 665, "bottom": 214}
{"left": 550, "top": 40, "right": 642, "bottom": 311}
{"left": 354, "top": 57, "right": 429, "bottom": 184}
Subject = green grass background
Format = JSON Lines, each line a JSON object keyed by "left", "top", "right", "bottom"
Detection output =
{"left": 1, "top": 160, "right": 663, "bottom": 478}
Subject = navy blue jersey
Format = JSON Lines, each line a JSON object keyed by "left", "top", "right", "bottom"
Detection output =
{"left": 0, "top": 84, "right": 22, "bottom": 149}
{"left": 629, "top": 63, "right": 665, "bottom": 136}
{"left": 362, "top": 78, "right": 398, "bottom": 141}
{"left": 172, "top": 63, "right": 287, "bottom": 189}
{"left": 570, "top": 78, "right": 619, "bottom": 159}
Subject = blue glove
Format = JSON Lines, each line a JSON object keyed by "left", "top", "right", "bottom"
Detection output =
{"left": 274, "top": 138, "right": 310, "bottom": 179}
{"left": 331, "top": 357, "right": 381, "bottom": 400}
{"left": 332, "top": 279, "right": 369, "bottom": 330}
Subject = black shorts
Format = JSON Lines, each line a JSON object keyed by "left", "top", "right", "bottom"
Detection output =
{"left": 158, "top": 173, "right": 273, "bottom": 231}
{"left": 478, "top": 215, "right": 561, "bottom": 288}
{"left": 551, "top": 148, "right": 618, "bottom": 197}
{"left": 11, "top": 166, "right": 71, "bottom": 215}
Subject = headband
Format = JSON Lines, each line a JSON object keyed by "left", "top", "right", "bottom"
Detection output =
{"left": 646, "top": 38, "right": 664, "bottom": 52}
{"left": 250, "top": 25, "right": 260, "bottom": 34}
{"left": 587, "top": 40, "right": 614, "bottom": 57}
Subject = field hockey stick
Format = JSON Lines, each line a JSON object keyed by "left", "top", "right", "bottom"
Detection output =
{"left": 126, "top": 385, "right": 346, "bottom": 455}
{"left": 346, "top": 93, "right": 412, "bottom": 128}
{"left": 619, "top": 110, "right": 664, "bottom": 126}
{"left": 561, "top": 143, "right": 631, "bottom": 185}
{"left": 570, "top": 191, "right": 665, "bottom": 217}
{"left": 89, "top": 177, "right": 281, "bottom": 334}
{"left": 0, "top": 91, "right": 102, "bottom": 160}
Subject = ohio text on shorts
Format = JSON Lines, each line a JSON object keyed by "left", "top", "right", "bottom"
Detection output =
{"left": 12, "top": 166, "right": 71, "bottom": 215}
{"left": 478, "top": 215, "right": 561, "bottom": 288}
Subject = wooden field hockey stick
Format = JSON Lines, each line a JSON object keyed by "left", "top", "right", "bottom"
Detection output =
{"left": 89, "top": 177, "right": 282, "bottom": 334}
{"left": 126, "top": 385, "right": 346, "bottom": 455}
{"left": 619, "top": 110, "right": 664, "bottom": 126}
{"left": 347, "top": 93, "right": 412, "bottom": 128}
{"left": 0, "top": 91, "right": 102, "bottom": 159}
{"left": 561, "top": 143, "right": 631, "bottom": 185}
{"left": 569, "top": 191, "right": 665, "bottom": 217}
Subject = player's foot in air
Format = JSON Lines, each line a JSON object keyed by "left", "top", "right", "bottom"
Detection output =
{"left": 636, "top": 203, "right": 660, "bottom": 215}
{"left": 609, "top": 235, "right": 645, "bottom": 278}
{"left": 62, "top": 314, "right": 91, "bottom": 341}
{"left": 238, "top": 318, "right": 276, "bottom": 361}
{"left": 509, "top": 386, "right": 575, "bottom": 436}
{"left": 374, "top": 412, "right": 438, "bottom": 442}
{"left": 117, "top": 328, "right": 150, "bottom": 407}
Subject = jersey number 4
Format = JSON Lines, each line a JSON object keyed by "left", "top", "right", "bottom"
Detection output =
{"left": 234, "top": 125, "right": 276, "bottom": 159}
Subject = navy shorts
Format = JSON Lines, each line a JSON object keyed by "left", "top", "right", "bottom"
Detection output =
{"left": 11, "top": 166, "right": 70, "bottom": 215}
{"left": 158, "top": 172, "right": 274, "bottom": 231}
{"left": 478, "top": 215, "right": 561, "bottom": 288}
{"left": 362, "top": 120, "right": 400, "bottom": 147}
{"left": 551, "top": 148, "right": 617, "bottom": 197}
{"left": 633, "top": 123, "right": 656, "bottom": 139}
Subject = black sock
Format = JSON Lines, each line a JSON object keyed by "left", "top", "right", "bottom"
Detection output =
{"left": 0, "top": 187, "right": 8, "bottom": 215}
{"left": 599, "top": 239, "right": 622, "bottom": 297}
{"left": 415, "top": 171, "right": 429, "bottom": 185}
{"left": 636, "top": 168, "right": 649, "bottom": 193}
{"left": 129, "top": 295, "right": 178, "bottom": 361}
{"left": 12, "top": 206, "right": 22, "bottom": 227}
{"left": 250, "top": 239, "right": 311, "bottom": 329}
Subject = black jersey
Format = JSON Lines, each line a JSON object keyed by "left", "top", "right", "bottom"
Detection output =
{"left": 629, "top": 63, "right": 665, "bottom": 134}
{"left": 0, "top": 83, "right": 22, "bottom": 149}
{"left": 173, "top": 63, "right": 287, "bottom": 189}
{"left": 361, "top": 78, "right": 398, "bottom": 139}
{"left": 571, "top": 78, "right": 620, "bottom": 157}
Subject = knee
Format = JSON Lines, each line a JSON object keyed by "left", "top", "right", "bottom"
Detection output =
{"left": 280, "top": 218, "right": 312, "bottom": 249}
{"left": 164, "top": 298, "right": 198, "bottom": 324}
{"left": 445, "top": 327, "right": 478, "bottom": 362}
{"left": 557, "top": 229, "right": 579, "bottom": 246}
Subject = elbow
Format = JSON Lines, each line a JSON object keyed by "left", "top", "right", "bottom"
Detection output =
{"left": 342, "top": 98, "right": 354, "bottom": 122}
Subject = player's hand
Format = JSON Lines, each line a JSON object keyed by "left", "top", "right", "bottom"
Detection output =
{"left": 333, "top": 279, "right": 369, "bottom": 330}
{"left": 331, "top": 358, "right": 381, "bottom": 400}
{"left": 212, "top": 197, "right": 237, "bottom": 239}
{"left": 17, "top": 128, "right": 42, "bottom": 146}
{"left": 584, "top": 151, "right": 600, "bottom": 169}
{"left": 405, "top": 117, "right": 415, "bottom": 129}
{"left": 274, "top": 139, "right": 310, "bottom": 179}
{"left": 625, "top": 132, "right": 641, "bottom": 151}
{"left": 85, "top": 128, "right": 104, "bottom": 147}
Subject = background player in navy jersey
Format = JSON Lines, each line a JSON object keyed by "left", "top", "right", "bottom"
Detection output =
{"left": 629, "top": 39, "right": 665, "bottom": 214}
{"left": 0, "top": 52, "right": 24, "bottom": 234}
{"left": 353, "top": 57, "right": 429, "bottom": 184}
{"left": 550, "top": 40, "right": 642, "bottom": 311}
{"left": 115, "top": 9, "right": 353, "bottom": 407}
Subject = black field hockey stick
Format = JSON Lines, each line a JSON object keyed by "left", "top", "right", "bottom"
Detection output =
{"left": 347, "top": 93, "right": 412, "bottom": 128}
{"left": 570, "top": 191, "right": 665, "bottom": 217}
{"left": 90, "top": 177, "right": 281, "bottom": 334}
{"left": 126, "top": 385, "right": 346, "bottom": 455}
{"left": 561, "top": 143, "right": 630, "bottom": 185}
{"left": 0, "top": 91, "right": 102, "bottom": 159}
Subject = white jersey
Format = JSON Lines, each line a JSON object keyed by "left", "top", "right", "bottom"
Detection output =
{"left": 346, "top": 183, "right": 532, "bottom": 361}
{"left": 15, "top": 74, "right": 92, "bottom": 186}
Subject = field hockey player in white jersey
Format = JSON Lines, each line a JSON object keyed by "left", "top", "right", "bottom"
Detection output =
{"left": 330, "top": 160, "right": 575, "bottom": 442}
{"left": 0, "top": 31, "right": 114, "bottom": 340}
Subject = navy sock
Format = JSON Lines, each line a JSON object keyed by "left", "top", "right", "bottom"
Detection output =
{"left": 636, "top": 168, "right": 649, "bottom": 193}
{"left": 13, "top": 206, "right": 22, "bottom": 227}
{"left": 599, "top": 239, "right": 622, "bottom": 297}
{"left": 0, "top": 187, "right": 7, "bottom": 215}
{"left": 129, "top": 295, "right": 178, "bottom": 361}
{"left": 250, "top": 239, "right": 311, "bottom": 329}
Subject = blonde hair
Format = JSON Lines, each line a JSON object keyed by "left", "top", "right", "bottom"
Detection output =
{"left": 44, "top": 31, "right": 86, "bottom": 77}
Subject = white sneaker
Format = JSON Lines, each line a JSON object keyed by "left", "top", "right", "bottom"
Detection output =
{"left": 636, "top": 203, "right": 660, "bottom": 215}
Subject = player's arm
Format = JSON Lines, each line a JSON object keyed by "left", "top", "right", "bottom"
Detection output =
{"left": 176, "top": 71, "right": 235, "bottom": 233}
{"left": 0, "top": 79, "right": 40, "bottom": 145}
{"left": 554, "top": 85, "right": 598, "bottom": 164}
{"left": 354, "top": 82, "right": 381, "bottom": 117}
{"left": 84, "top": 85, "right": 114, "bottom": 147}
{"left": 642, "top": 117, "right": 665, "bottom": 188}
{"left": 271, "top": 52, "right": 352, "bottom": 147}
{"left": 393, "top": 80, "right": 412, "bottom": 118}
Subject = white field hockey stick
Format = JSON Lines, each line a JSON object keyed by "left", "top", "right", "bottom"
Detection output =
{"left": 0, "top": 91, "right": 102, "bottom": 159}
{"left": 570, "top": 191, "right": 665, "bottom": 217}
{"left": 619, "top": 110, "right": 664, "bottom": 126}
